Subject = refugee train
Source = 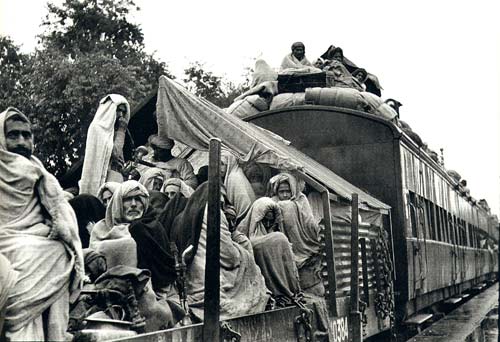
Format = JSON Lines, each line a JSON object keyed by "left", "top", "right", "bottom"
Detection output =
{"left": 56, "top": 69, "right": 499, "bottom": 341}
{"left": 102, "top": 81, "right": 498, "bottom": 342}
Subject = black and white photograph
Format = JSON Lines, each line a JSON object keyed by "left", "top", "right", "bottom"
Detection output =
{"left": 0, "top": 1, "right": 498, "bottom": 341}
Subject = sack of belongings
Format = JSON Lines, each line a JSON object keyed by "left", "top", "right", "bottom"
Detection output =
{"left": 225, "top": 95, "right": 269, "bottom": 119}
{"left": 359, "top": 92, "right": 398, "bottom": 121}
{"left": 304, "top": 87, "right": 370, "bottom": 112}
{"left": 270, "top": 93, "right": 306, "bottom": 110}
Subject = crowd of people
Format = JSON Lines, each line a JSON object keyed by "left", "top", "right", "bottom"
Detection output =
{"left": 0, "top": 87, "right": 326, "bottom": 339}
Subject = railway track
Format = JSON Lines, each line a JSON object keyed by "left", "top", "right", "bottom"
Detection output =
{"left": 405, "top": 281, "right": 498, "bottom": 342}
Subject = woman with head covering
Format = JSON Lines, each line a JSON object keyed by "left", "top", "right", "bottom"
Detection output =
{"left": 80, "top": 95, "right": 131, "bottom": 196}
{"left": 148, "top": 191, "right": 169, "bottom": 216}
{"left": 90, "top": 180, "right": 149, "bottom": 268}
{"left": 170, "top": 182, "right": 269, "bottom": 321}
{"left": 162, "top": 177, "right": 194, "bottom": 200}
{"left": 69, "top": 194, "right": 106, "bottom": 248}
{"left": 139, "top": 167, "right": 171, "bottom": 192}
{"left": 268, "top": 173, "right": 324, "bottom": 297}
{"left": 236, "top": 197, "right": 301, "bottom": 306}
{"left": 220, "top": 150, "right": 256, "bottom": 224}
{"left": 97, "top": 181, "right": 121, "bottom": 208}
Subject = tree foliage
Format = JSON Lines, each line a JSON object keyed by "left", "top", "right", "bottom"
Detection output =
{"left": 0, "top": 0, "right": 172, "bottom": 176}
{"left": 0, "top": 36, "right": 29, "bottom": 110}
{"left": 183, "top": 61, "right": 252, "bottom": 108}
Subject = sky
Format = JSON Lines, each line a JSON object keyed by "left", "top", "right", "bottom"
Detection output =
{"left": 1, "top": 0, "right": 499, "bottom": 216}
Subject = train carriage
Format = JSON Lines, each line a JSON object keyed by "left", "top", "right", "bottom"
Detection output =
{"left": 64, "top": 76, "right": 498, "bottom": 341}
{"left": 245, "top": 104, "right": 498, "bottom": 326}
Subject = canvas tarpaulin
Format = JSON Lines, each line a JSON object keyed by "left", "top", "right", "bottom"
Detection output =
{"left": 156, "top": 76, "right": 390, "bottom": 211}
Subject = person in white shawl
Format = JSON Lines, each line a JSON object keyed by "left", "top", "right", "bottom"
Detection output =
{"left": 139, "top": 167, "right": 171, "bottom": 192}
{"left": 161, "top": 177, "right": 194, "bottom": 199}
{"left": 0, "top": 107, "right": 84, "bottom": 341}
{"left": 80, "top": 94, "right": 131, "bottom": 196}
{"left": 220, "top": 150, "right": 256, "bottom": 224}
{"left": 280, "top": 42, "right": 322, "bottom": 74}
{"left": 90, "top": 180, "right": 149, "bottom": 269}
{"left": 268, "top": 172, "right": 325, "bottom": 297}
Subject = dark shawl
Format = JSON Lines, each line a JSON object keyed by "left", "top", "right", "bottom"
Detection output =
{"left": 158, "top": 192, "right": 189, "bottom": 235}
{"left": 129, "top": 209, "right": 176, "bottom": 290}
{"left": 169, "top": 182, "right": 209, "bottom": 266}
{"left": 69, "top": 194, "right": 106, "bottom": 248}
{"left": 319, "top": 44, "right": 382, "bottom": 96}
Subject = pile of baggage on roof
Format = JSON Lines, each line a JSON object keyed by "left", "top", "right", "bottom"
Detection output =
{"left": 225, "top": 42, "right": 400, "bottom": 122}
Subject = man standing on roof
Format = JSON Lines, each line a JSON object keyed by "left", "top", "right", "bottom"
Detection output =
{"left": 144, "top": 134, "right": 198, "bottom": 189}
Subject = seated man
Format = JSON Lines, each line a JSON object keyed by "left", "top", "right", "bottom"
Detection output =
{"left": 139, "top": 167, "right": 170, "bottom": 192}
{"left": 144, "top": 134, "right": 198, "bottom": 189}
{"left": 89, "top": 180, "right": 146, "bottom": 268}
{"left": 280, "top": 42, "right": 322, "bottom": 74}
{"left": 268, "top": 173, "right": 325, "bottom": 297}
{"left": 80, "top": 95, "right": 130, "bottom": 196}
{"left": 162, "top": 178, "right": 194, "bottom": 200}
{"left": 0, "top": 107, "right": 84, "bottom": 341}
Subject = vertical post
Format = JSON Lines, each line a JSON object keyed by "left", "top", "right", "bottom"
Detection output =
{"left": 203, "top": 138, "right": 221, "bottom": 342}
{"left": 349, "top": 193, "right": 362, "bottom": 342}
{"left": 321, "top": 191, "right": 338, "bottom": 316}
{"left": 360, "top": 238, "right": 369, "bottom": 306}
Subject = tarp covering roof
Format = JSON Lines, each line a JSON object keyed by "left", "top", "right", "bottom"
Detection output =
{"left": 156, "top": 76, "right": 390, "bottom": 210}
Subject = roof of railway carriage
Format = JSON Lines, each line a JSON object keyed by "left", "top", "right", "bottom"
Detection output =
{"left": 151, "top": 76, "right": 390, "bottom": 211}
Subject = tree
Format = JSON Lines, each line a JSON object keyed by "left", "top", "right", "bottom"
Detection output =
{"left": 0, "top": 36, "right": 29, "bottom": 110}
{"left": 183, "top": 61, "right": 252, "bottom": 108}
{"left": 0, "top": 0, "right": 172, "bottom": 176}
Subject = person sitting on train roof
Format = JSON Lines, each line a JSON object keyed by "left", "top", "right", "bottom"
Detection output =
{"left": 315, "top": 47, "right": 363, "bottom": 91}
{"left": 280, "top": 42, "right": 322, "bottom": 74}
{"left": 235, "top": 197, "right": 303, "bottom": 307}
{"left": 162, "top": 177, "right": 194, "bottom": 200}
{"left": 89, "top": 180, "right": 146, "bottom": 269}
{"left": 97, "top": 181, "right": 121, "bottom": 208}
{"left": 316, "top": 45, "right": 383, "bottom": 96}
{"left": 80, "top": 95, "right": 130, "bottom": 197}
{"left": 0, "top": 107, "right": 84, "bottom": 341}
{"left": 268, "top": 172, "right": 325, "bottom": 297}
{"left": 143, "top": 134, "right": 198, "bottom": 190}
{"left": 221, "top": 150, "right": 256, "bottom": 224}
{"left": 139, "top": 167, "right": 170, "bottom": 192}
{"left": 169, "top": 182, "right": 269, "bottom": 321}
{"left": 352, "top": 68, "right": 368, "bottom": 90}
{"left": 69, "top": 194, "right": 106, "bottom": 249}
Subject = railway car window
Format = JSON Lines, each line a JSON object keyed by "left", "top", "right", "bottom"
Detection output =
{"left": 409, "top": 192, "right": 418, "bottom": 237}
{"left": 467, "top": 224, "right": 474, "bottom": 247}
{"left": 425, "top": 199, "right": 437, "bottom": 240}
{"left": 450, "top": 214, "right": 457, "bottom": 245}
{"left": 435, "top": 205, "right": 443, "bottom": 242}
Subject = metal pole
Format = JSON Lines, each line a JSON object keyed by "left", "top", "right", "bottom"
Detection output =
{"left": 202, "top": 138, "right": 221, "bottom": 342}
{"left": 349, "top": 193, "right": 362, "bottom": 342}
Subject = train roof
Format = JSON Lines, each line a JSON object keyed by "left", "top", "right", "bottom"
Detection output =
{"left": 155, "top": 76, "right": 390, "bottom": 211}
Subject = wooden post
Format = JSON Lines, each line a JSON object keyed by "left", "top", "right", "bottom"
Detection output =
{"left": 202, "top": 138, "right": 221, "bottom": 342}
{"left": 349, "top": 193, "right": 362, "bottom": 342}
{"left": 321, "top": 191, "right": 338, "bottom": 316}
{"left": 360, "top": 238, "right": 370, "bottom": 307}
